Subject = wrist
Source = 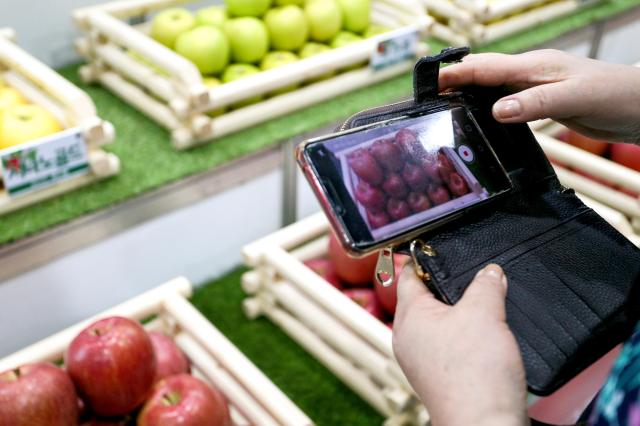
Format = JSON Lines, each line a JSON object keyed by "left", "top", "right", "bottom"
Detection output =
{"left": 431, "top": 411, "right": 529, "bottom": 426}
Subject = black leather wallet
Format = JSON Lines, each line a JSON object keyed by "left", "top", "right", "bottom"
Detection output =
{"left": 339, "top": 48, "right": 640, "bottom": 396}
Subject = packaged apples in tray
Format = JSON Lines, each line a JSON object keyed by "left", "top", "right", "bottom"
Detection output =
{"left": 0, "top": 277, "right": 312, "bottom": 426}
{"left": 0, "top": 28, "right": 119, "bottom": 216}
{"left": 73, "top": 0, "right": 432, "bottom": 149}
{"left": 338, "top": 123, "right": 485, "bottom": 240}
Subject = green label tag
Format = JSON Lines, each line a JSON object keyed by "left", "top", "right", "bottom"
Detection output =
{"left": 371, "top": 28, "right": 420, "bottom": 71}
{"left": 1, "top": 128, "right": 90, "bottom": 197}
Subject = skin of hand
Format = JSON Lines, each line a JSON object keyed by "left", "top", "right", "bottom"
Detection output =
{"left": 393, "top": 264, "right": 529, "bottom": 426}
{"left": 439, "top": 49, "right": 640, "bottom": 144}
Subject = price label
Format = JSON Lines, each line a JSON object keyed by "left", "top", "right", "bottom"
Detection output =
{"left": 1, "top": 128, "right": 90, "bottom": 197}
{"left": 371, "top": 28, "right": 420, "bottom": 71}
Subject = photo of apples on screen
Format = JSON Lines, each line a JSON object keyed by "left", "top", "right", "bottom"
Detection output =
{"left": 324, "top": 108, "right": 501, "bottom": 240}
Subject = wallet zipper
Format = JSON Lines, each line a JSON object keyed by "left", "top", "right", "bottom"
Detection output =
{"left": 376, "top": 240, "right": 438, "bottom": 287}
{"left": 339, "top": 99, "right": 416, "bottom": 131}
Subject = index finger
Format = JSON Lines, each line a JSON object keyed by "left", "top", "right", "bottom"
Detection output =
{"left": 439, "top": 51, "right": 563, "bottom": 91}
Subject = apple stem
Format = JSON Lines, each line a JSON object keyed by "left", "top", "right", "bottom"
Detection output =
{"left": 3, "top": 369, "right": 19, "bottom": 382}
{"left": 90, "top": 328, "right": 102, "bottom": 336}
{"left": 161, "top": 391, "right": 181, "bottom": 406}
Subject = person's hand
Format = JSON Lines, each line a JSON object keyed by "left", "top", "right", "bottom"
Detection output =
{"left": 439, "top": 49, "right": 640, "bottom": 144}
{"left": 392, "top": 264, "right": 528, "bottom": 426}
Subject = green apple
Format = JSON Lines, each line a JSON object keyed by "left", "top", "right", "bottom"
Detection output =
{"left": 264, "top": 6, "right": 308, "bottom": 51}
{"left": 330, "top": 31, "right": 363, "bottom": 48}
{"left": 225, "top": 0, "right": 272, "bottom": 17}
{"left": 150, "top": 8, "right": 196, "bottom": 49}
{"left": 0, "top": 87, "right": 26, "bottom": 113}
{"left": 224, "top": 17, "right": 269, "bottom": 63}
{"left": 364, "top": 25, "right": 390, "bottom": 38}
{"left": 331, "top": 32, "right": 366, "bottom": 70}
{"left": 299, "top": 42, "right": 332, "bottom": 58}
{"left": 196, "top": 6, "right": 228, "bottom": 29}
{"left": 175, "top": 26, "right": 230, "bottom": 75}
{"left": 336, "top": 0, "right": 370, "bottom": 34}
{"left": 203, "top": 77, "right": 227, "bottom": 117}
{"left": 0, "top": 104, "right": 62, "bottom": 149}
{"left": 275, "top": 0, "right": 303, "bottom": 4}
{"left": 305, "top": 0, "right": 342, "bottom": 42}
{"left": 299, "top": 43, "right": 335, "bottom": 82}
{"left": 260, "top": 51, "right": 299, "bottom": 95}
{"left": 221, "top": 64, "right": 263, "bottom": 108}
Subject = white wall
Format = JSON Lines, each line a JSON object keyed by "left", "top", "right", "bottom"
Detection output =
{"left": 0, "top": 0, "right": 95, "bottom": 68}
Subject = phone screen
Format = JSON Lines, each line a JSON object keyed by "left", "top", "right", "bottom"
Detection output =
{"left": 301, "top": 106, "right": 513, "bottom": 251}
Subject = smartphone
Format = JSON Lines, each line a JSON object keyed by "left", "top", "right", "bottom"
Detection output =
{"left": 297, "top": 105, "right": 513, "bottom": 255}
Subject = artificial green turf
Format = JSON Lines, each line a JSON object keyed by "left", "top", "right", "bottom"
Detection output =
{"left": 190, "top": 267, "right": 384, "bottom": 425}
{"left": 1, "top": 0, "right": 639, "bottom": 245}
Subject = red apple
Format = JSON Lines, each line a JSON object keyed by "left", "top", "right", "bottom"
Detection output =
{"left": 387, "top": 198, "right": 412, "bottom": 221}
{"left": 395, "top": 128, "right": 425, "bottom": 160}
{"left": 149, "top": 332, "right": 191, "bottom": 383}
{"left": 80, "top": 418, "right": 129, "bottom": 426}
{"left": 402, "top": 163, "right": 429, "bottom": 192}
{"left": 374, "top": 254, "right": 407, "bottom": 316}
{"left": 138, "top": 374, "right": 231, "bottom": 426}
{"left": 65, "top": 316, "right": 156, "bottom": 417}
{"left": 428, "top": 184, "right": 451, "bottom": 206}
{"left": 437, "top": 152, "right": 455, "bottom": 183}
{"left": 382, "top": 173, "right": 409, "bottom": 199}
{"left": 407, "top": 192, "right": 431, "bottom": 213}
{"left": 0, "top": 362, "right": 79, "bottom": 426}
{"left": 355, "top": 180, "right": 387, "bottom": 212}
{"left": 367, "top": 209, "right": 391, "bottom": 229}
{"left": 447, "top": 172, "right": 470, "bottom": 197}
{"left": 304, "top": 258, "right": 343, "bottom": 289}
{"left": 328, "top": 233, "right": 378, "bottom": 286}
{"left": 567, "top": 131, "right": 609, "bottom": 156}
{"left": 611, "top": 143, "right": 640, "bottom": 172}
{"left": 420, "top": 154, "right": 443, "bottom": 184}
{"left": 343, "top": 288, "right": 384, "bottom": 320}
{"left": 370, "top": 138, "right": 404, "bottom": 172}
{"left": 348, "top": 148, "right": 384, "bottom": 185}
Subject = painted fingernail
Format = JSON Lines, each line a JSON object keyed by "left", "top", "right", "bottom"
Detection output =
{"left": 493, "top": 99, "right": 522, "bottom": 119}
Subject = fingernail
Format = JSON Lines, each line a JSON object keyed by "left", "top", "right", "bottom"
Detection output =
{"left": 480, "top": 264, "right": 508, "bottom": 290}
{"left": 493, "top": 99, "right": 522, "bottom": 120}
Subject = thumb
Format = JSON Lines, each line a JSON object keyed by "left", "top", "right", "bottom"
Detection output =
{"left": 457, "top": 264, "right": 508, "bottom": 320}
{"left": 492, "top": 81, "right": 583, "bottom": 123}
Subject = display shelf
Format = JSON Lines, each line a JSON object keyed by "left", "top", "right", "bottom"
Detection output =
{"left": 73, "top": 0, "right": 431, "bottom": 149}
{"left": 0, "top": 276, "right": 312, "bottom": 426}
{"left": 0, "top": 28, "right": 119, "bottom": 216}
{"left": 0, "top": 0, "right": 638, "bottom": 282}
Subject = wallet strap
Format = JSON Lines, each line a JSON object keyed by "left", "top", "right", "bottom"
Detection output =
{"left": 413, "top": 47, "right": 470, "bottom": 103}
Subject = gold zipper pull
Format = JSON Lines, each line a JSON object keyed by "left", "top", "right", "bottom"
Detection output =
{"left": 375, "top": 247, "right": 395, "bottom": 287}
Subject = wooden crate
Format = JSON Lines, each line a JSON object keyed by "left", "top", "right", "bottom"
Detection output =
{"left": 242, "top": 213, "right": 429, "bottom": 426}
{"left": 0, "top": 28, "right": 119, "bottom": 216}
{"left": 0, "top": 277, "right": 312, "bottom": 426}
{"left": 531, "top": 126, "right": 640, "bottom": 244}
{"left": 72, "top": 0, "right": 433, "bottom": 150}
{"left": 421, "top": 0, "right": 603, "bottom": 46}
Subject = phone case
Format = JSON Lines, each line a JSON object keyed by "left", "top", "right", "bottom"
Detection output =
{"left": 339, "top": 47, "right": 640, "bottom": 396}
